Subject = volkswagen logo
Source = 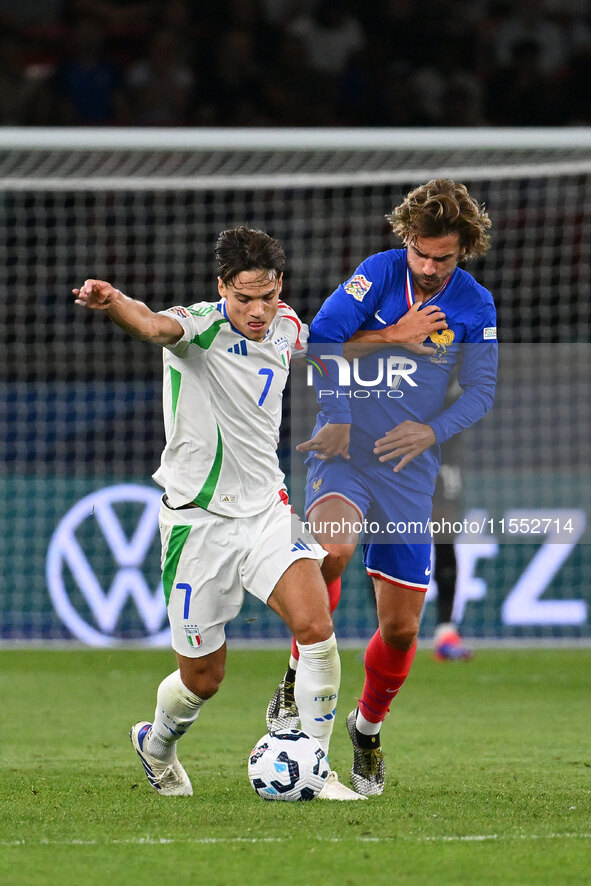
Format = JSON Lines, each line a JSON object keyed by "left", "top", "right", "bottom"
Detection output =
{"left": 46, "top": 484, "right": 170, "bottom": 646}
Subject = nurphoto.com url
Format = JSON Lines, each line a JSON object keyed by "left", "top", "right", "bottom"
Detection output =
{"left": 302, "top": 514, "right": 580, "bottom": 541}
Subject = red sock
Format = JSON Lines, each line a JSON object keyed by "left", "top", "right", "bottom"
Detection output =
{"left": 290, "top": 578, "right": 342, "bottom": 662}
{"left": 358, "top": 630, "right": 417, "bottom": 723}
{"left": 327, "top": 577, "right": 341, "bottom": 611}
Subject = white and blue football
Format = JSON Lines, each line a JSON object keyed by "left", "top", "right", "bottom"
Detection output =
{"left": 248, "top": 729, "right": 330, "bottom": 801}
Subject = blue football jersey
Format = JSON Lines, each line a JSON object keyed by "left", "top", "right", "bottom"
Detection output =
{"left": 307, "top": 248, "right": 498, "bottom": 493}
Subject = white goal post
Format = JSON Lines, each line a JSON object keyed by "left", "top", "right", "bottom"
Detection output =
{"left": 1, "top": 126, "right": 590, "bottom": 189}
{"left": 1, "top": 127, "right": 590, "bottom": 646}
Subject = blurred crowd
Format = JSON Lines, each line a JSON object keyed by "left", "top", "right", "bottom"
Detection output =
{"left": 1, "top": 0, "right": 590, "bottom": 128}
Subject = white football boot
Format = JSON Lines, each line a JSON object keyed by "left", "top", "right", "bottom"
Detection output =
{"left": 317, "top": 770, "right": 367, "bottom": 801}
{"left": 130, "top": 721, "right": 193, "bottom": 796}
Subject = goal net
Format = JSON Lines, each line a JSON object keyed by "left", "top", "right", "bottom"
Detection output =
{"left": 1, "top": 127, "right": 590, "bottom": 646}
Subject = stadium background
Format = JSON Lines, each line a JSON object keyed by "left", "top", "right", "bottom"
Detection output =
{"left": 0, "top": 0, "right": 590, "bottom": 648}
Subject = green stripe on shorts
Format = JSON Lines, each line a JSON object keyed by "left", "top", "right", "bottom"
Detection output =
{"left": 162, "top": 524, "right": 191, "bottom": 605}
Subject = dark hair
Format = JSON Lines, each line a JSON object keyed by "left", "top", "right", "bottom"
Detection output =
{"left": 387, "top": 179, "right": 492, "bottom": 260}
{"left": 215, "top": 225, "right": 286, "bottom": 284}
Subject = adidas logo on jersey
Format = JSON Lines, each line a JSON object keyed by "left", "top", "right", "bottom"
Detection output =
{"left": 291, "top": 537, "right": 312, "bottom": 552}
{"left": 228, "top": 340, "right": 248, "bottom": 356}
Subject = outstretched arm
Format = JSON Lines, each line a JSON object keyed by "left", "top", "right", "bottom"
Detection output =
{"left": 73, "top": 279, "right": 184, "bottom": 346}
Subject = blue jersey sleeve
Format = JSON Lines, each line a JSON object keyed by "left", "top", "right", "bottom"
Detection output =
{"left": 429, "top": 299, "right": 498, "bottom": 444}
{"left": 463, "top": 289, "right": 497, "bottom": 344}
{"left": 310, "top": 255, "right": 389, "bottom": 344}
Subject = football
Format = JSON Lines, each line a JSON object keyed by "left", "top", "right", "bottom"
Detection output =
{"left": 248, "top": 729, "right": 330, "bottom": 801}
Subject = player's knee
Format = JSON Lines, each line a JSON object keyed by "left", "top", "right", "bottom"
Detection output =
{"left": 379, "top": 619, "right": 419, "bottom": 651}
{"left": 293, "top": 612, "right": 334, "bottom": 647}
{"left": 320, "top": 544, "right": 355, "bottom": 582}
{"left": 180, "top": 662, "right": 225, "bottom": 700}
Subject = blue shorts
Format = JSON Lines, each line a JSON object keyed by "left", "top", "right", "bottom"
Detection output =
{"left": 305, "top": 457, "right": 432, "bottom": 591}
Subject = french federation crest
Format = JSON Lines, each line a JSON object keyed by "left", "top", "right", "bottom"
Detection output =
{"left": 344, "top": 274, "right": 372, "bottom": 301}
{"left": 428, "top": 328, "right": 455, "bottom": 362}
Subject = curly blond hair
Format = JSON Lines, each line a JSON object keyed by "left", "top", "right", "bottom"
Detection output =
{"left": 387, "top": 179, "right": 492, "bottom": 260}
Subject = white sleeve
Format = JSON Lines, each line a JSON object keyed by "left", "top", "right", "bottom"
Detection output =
{"left": 158, "top": 303, "right": 222, "bottom": 356}
{"left": 158, "top": 307, "right": 197, "bottom": 356}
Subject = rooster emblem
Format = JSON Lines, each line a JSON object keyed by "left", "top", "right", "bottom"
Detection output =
{"left": 428, "top": 328, "right": 455, "bottom": 362}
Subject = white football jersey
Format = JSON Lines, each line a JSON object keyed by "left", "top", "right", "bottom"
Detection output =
{"left": 152, "top": 299, "right": 307, "bottom": 516}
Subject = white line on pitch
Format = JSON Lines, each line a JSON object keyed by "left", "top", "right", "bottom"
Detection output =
{"left": 1, "top": 833, "right": 590, "bottom": 847}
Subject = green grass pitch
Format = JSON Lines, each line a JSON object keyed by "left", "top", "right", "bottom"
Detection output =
{"left": 1, "top": 647, "right": 589, "bottom": 886}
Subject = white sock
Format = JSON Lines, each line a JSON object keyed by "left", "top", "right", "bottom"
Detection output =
{"left": 145, "top": 669, "right": 205, "bottom": 761}
{"left": 289, "top": 654, "right": 299, "bottom": 672}
{"left": 295, "top": 633, "right": 340, "bottom": 754}
{"left": 355, "top": 710, "right": 382, "bottom": 736}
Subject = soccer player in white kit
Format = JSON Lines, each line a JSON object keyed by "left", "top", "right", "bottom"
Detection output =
{"left": 73, "top": 225, "right": 363, "bottom": 800}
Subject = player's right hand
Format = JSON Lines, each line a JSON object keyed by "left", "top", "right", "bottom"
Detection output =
{"left": 73, "top": 279, "right": 120, "bottom": 310}
{"left": 387, "top": 302, "right": 447, "bottom": 344}
{"left": 296, "top": 422, "right": 351, "bottom": 460}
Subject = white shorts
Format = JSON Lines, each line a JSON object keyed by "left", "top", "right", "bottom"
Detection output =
{"left": 159, "top": 495, "right": 326, "bottom": 658}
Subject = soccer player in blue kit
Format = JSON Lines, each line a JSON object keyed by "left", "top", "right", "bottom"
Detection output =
{"left": 267, "top": 179, "right": 498, "bottom": 795}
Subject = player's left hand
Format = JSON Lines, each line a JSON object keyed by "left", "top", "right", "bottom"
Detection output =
{"left": 72, "top": 279, "right": 121, "bottom": 310}
{"left": 296, "top": 422, "right": 351, "bottom": 460}
{"left": 373, "top": 421, "right": 436, "bottom": 472}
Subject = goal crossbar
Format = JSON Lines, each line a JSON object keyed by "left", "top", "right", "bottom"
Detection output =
{"left": 2, "top": 126, "right": 591, "bottom": 151}
{"left": 2, "top": 161, "right": 591, "bottom": 191}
